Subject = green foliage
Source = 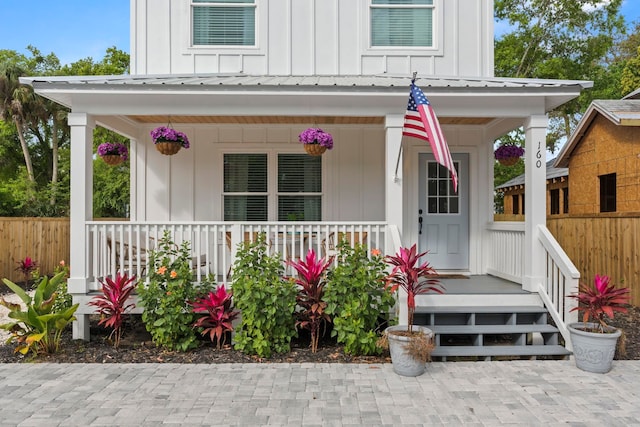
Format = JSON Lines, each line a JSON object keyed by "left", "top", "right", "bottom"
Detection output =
{"left": 138, "top": 231, "right": 209, "bottom": 351}
{"left": 621, "top": 46, "right": 640, "bottom": 96}
{"left": 50, "top": 261, "right": 72, "bottom": 313}
{"left": 231, "top": 234, "right": 297, "bottom": 358}
{"left": 0, "top": 46, "right": 129, "bottom": 217}
{"left": 325, "top": 242, "right": 395, "bottom": 355}
{"left": 0, "top": 272, "right": 79, "bottom": 355}
{"left": 495, "top": 0, "right": 626, "bottom": 151}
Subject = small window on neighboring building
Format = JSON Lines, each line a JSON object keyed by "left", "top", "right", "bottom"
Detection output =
{"left": 550, "top": 189, "right": 560, "bottom": 215}
{"left": 599, "top": 173, "right": 616, "bottom": 213}
{"left": 563, "top": 187, "right": 569, "bottom": 214}
{"left": 192, "top": 0, "right": 256, "bottom": 46}
{"left": 512, "top": 194, "right": 519, "bottom": 215}
{"left": 370, "top": 0, "right": 434, "bottom": 47}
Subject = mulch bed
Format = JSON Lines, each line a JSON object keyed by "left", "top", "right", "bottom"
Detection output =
{"left": 1, "top": 308, "right": 638, "bottom": 364}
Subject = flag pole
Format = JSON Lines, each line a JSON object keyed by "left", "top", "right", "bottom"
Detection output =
{"left": 394, "top": 72, "right": 417, "bottom": 182}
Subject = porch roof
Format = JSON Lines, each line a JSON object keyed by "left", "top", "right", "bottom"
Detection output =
{"left": 22, "top": 74, "right": 591, "bottom": 123}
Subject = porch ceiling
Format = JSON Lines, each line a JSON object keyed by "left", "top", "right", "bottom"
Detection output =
{"left": 126, "top": 114, "right": 494, "bottom": 126}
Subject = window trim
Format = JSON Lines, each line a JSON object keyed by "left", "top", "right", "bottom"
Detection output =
{"left": 221, "top": 149, "right": 325, "bottom": 221}
{"left": 184, "top": 0, "right": 265, "bottom": 54}
{"left": 363, "top": 0, "right": 444, "bottom": 56}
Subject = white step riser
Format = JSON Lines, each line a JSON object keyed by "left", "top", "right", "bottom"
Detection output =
{"left": 416, "top": 293, "right": 542, "bottom": 307}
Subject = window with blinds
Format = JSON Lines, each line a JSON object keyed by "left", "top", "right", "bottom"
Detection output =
{"left": 192, "top": 0, "right": 256, "bottom": 46}
{"left": 278, "top": 154, "right": 322, "bottom": 221}
{"left": 371, "top": 0, "right": 434, "bottom": 47}
{"left": 222, "top": 153, "right": 322, "bottom": 221}
{"left": 223, "top": 154, "right": 267, "bottom": 221}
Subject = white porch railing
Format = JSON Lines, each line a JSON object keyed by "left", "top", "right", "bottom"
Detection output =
{"left": 487, "top": 221, "right": 580, "bottom": 350}
{"left": 537, "top": 225, "right": 580, "bottom": 350}
{"left": 86, "top": 221, "right": 388, "bottom": 291}
{"left": 487, "top": 221, "right": 525, "bottom": 283}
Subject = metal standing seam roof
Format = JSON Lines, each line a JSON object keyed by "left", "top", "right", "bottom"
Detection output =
{"left": 22, "top": 73, "right": 593, "bottom": 91}
{"left": 496, "top": 159, "right": 568, "bottom": 190}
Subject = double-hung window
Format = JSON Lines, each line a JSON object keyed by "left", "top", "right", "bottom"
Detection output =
{"left": 223, "top": 153, "right": 322, "bottom": 221}
{"left": 370, "top": 0, "right": 434, "bottom": 48}
{"left": 192, "top": 0, "right": 256, "bottom": 46}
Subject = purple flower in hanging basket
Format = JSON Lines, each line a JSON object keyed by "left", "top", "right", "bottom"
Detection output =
{"left": 494, "top": 144, "right": 525, "bottom": 160}
{"left": 150, "top": 126, "right": 190, "bottom": 148}
{"left": 298, "top": 128, "right": 334, "bottom": 149}
{"left": 97, "top": 142, "right": 129, "bottom": 161}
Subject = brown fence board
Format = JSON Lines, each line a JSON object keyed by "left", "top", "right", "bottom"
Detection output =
{"left": 0, "top": 218, "right": 70, "bottom": 284}
{"left": 548, "top": 216, "right": 640, "bottom": 306}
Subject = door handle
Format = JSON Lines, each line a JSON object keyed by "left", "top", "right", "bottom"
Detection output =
{"left": 418, "top": 209, "right": 423, "bottom": 235}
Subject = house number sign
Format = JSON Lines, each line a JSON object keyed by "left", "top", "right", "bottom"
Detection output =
{"left": 536, "top": 142, "right": 543, "bottom": 168}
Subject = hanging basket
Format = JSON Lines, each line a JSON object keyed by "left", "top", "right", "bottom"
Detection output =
{"left": 155, "top": 141, "right": 182, "bottom": 156}
{"left": 498, "top": 157, "right": 520, "bottom": 166}
{"left": 101, "top": 155, "right": 124, "bottom": 166}
{"left": 304, "top": 144, "right": 327, "bottom": 156}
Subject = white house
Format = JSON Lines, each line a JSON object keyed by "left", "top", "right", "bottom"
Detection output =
{"left": 23, "top": 0, "right": 583, "bottom": 356}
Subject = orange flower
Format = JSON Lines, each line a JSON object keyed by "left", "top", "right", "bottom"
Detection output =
{"left": 166, "top": 291, "right": 172, "bottom": 296}
{"left": 371, "top": 248, "right": 381, "bottom": 257}
{"left": 170, "top": 270, "right": 177, "bottom": 278}
{"left": 59, "top": 260, "right": 66, "bottom": 266}
{"left": 157, "top": 266, "right": 167, "bottom": 275}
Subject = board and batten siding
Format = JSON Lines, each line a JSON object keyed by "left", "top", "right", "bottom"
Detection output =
{"left": 135, "top": 124, "right": 385, "bottom": 222}
{"left": 131, "top": 0, "right": 494, "bottom": 78}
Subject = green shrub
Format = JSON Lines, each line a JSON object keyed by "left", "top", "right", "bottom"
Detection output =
{"left": 232, "top": 233, "right": 297, "bottom": 358}
{"left": 325, "top": 241, "right": 395, "bottom": 355}
{"left": 0, "top": 272, "right": 79, "bottom": 355}
{"left": 138, "top": 231, "right": 210, "bottom": 351}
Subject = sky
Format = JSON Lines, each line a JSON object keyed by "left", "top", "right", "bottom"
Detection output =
{"left": 0, "top": 0, "right": 638, "bottom": 67}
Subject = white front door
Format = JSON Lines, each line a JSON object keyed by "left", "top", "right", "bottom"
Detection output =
{"left": 418, "top": 153, "right": 469, "bottom": 270}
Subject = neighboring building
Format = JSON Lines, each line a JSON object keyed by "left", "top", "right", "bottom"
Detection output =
{"left": 554, "top": 99, "right": 640, "bottom": 214}
{"left": 22, "top": 0, "right": 588, "bottom": 341}
{"left": 496, "top": 160, "right": 569, "bottom": 216}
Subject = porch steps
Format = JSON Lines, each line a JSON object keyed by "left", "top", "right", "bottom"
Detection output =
{"left": 414, "top": 305, "right": 571, "bottom": 361}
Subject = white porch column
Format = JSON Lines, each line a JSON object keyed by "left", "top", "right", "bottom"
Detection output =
{"left": 385, "top": 114, "right": 408, "bottom": 325}
{"left": 385, "top": 114, "right": 405, "bottom": 237}
{"left": 68, "top": 112, "right": 95, "bottom": 340}
{"left": 523, "top": 114, "right": 548, "bottom": 292}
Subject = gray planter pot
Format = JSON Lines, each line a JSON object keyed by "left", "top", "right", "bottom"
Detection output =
{"left": 385, "top": 325, "right": 434, "bottom": 377}
{"left": 568, "top": 322, "right": 621, "bottom": 374}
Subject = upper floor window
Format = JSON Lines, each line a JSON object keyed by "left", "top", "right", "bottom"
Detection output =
{"left": 599, "top": 173, "right": 616, "bottom": 213}
{"left": 192, "top": 0, "right": 256, "bottom": 46}
{"left": 370, "top": 0, "right": 434, "bottom": 48}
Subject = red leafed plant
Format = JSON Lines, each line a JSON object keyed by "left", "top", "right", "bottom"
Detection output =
{"left": 288, "top": 249, "right": 333, "bottom": 353}
{"left": 191, "top": 284, "right": 239, "bottom": 349}
{"left": 385, "top": 244, "right": 444, "bottom": 332}
{"left": 88, "top": 273, "right": 137, "bottom": 348}
{"left": 15, "top": 257, "right": 37, "bottom": 287}
{"left": 569, "top": 274, "right": 630, "bottom": 333}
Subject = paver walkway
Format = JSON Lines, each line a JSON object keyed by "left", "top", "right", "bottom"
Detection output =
{"left": 1, "top": 360, "right": 639, "bottom": 426}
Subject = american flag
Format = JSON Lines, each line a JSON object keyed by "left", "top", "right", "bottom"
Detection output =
{"left": 402, "top": 81, "right": 458, "bottom": 192}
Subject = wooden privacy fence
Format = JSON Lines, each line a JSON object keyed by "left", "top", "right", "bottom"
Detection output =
{"left": 547, "top": 215, "right": 640, "bottom": 307}
{"left": 0, "top": 217, "right": 70, "bottom": 284}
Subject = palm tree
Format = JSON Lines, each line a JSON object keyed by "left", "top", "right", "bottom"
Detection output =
{"left": 0, "top": 63, "right": 36, "bottom": 183}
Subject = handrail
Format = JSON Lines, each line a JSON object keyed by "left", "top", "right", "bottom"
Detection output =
{"left": 85, "top": 221, "right": 389, "bottom": 289}
{"left": 537, "top": 224, "right": 580, "bottom": 350}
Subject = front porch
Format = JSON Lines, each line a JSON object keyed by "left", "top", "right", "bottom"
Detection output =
{"left": 73, "top": 219, "right": 580, "bottom": 357}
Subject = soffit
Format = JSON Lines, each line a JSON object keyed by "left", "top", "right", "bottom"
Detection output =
{"left": 127, "top": 114, "right": 494, "bottom": 125}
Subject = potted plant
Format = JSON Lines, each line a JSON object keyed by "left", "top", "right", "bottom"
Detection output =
{"left": 150, "top": 125, "right": 190, "bottom": 156}
{"left": 97, "top": 142, "right": 128, "bottom": 165}
{"left": 567, "top": 274, "right": 630, "bottom": 373}
{"left": 298, "top": 127, "right": 333, "bottom": 156}
{"left": 494, "top": 143, "right": 524, "bottom": 166}
{"left": 382, "top": 244, "right": 444, "bottom": 376}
